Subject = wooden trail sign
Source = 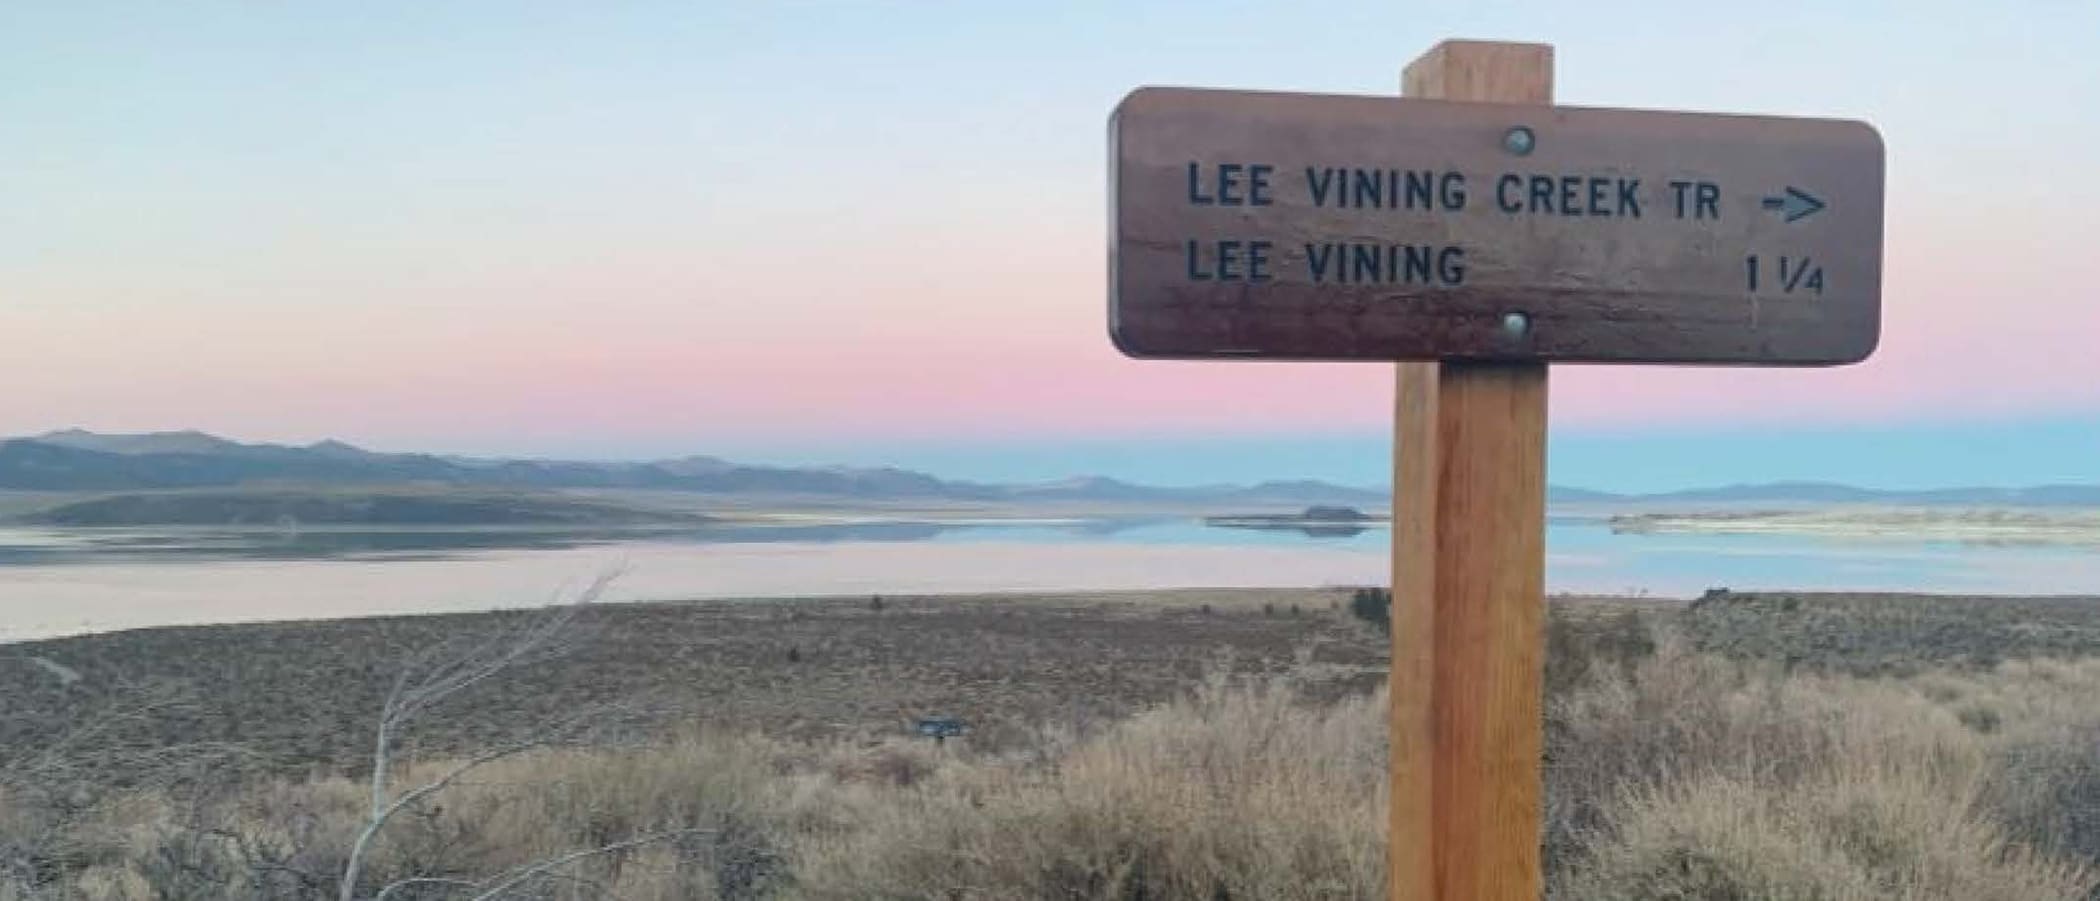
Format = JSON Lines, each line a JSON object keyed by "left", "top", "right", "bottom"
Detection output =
{"left": 1105, "top": 38, "right": 1886, "bottom": 901}
{"left": 1109, "top": 84, "right": 1885, "bottom": 363}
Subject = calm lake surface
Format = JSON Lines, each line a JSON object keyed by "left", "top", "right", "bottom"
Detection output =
{"left": 2, "top": 516, "right": 2096, "bottom": 641}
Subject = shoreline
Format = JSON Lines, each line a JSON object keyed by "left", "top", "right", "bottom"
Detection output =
{"left": 23, "top": 584, "right": 2100, "bottom": 651}
{"left": 0, "top": 585, "right": 1397, "bottom": 647}
{"left": 18, "top": 584, "right": 2097, "bottom": 644}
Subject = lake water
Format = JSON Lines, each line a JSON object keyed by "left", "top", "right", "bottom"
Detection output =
{"left": 2, "top": 516, "right": 2096, "bottom": 641}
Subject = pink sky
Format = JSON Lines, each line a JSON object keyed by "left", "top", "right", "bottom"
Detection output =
{"left": 6, "top": 196, "right": 2095, "bottom": 454}
{"left": 4, "top": 4, "right": 2096, "bottom": 459}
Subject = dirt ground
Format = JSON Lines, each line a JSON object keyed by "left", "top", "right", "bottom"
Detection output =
{"left": 0, "top": 588, "right": 1389, "bottom": 777}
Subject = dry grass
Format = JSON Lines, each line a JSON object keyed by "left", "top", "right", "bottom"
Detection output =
{"left": 10, "top": 595, "right": 2100, "bottom": 899}
{"left": 4, "top": 678, "right": 1386, "bottom": 900}
{"left": 789, "top": 672, "right": 1387, "bottom": 900}
{"left": 1547, "top": 639, "right": 2098, "bottom": 899}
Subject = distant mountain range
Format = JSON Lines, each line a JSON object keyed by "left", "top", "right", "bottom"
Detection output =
{"left": 0, "top": 430, "right": 997, "bottom": 499}
{"left": 0, "top": 430, "right": 1382, "bottom": 506}
{"left": 1, "top": 430, "right": 2095, "bottom": 508}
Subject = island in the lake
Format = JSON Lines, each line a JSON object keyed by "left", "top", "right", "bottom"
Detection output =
{"left": 1203, "top": 505, "right": 1385, "bottom": 537}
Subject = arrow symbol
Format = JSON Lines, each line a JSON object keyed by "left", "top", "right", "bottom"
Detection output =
{"left": 1761, "top": 187, "right": 1826, "bottom": 223}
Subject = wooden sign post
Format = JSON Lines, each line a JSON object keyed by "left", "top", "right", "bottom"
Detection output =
{"left": 1391, "top": 41, "right": 1550, "bottom": 901}
{"left": 1106, "top": 38, "right": 1884, "bottom": 901}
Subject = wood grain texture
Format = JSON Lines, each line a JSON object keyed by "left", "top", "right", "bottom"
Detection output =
{"left": 1391, "top": 41, "right": 1551, "bottom": 901}
{"left": 1402, "top": 41, "right": 1552, "bottom": 104}
{"left": 1389, "top": 360, "right": 1439, "bottom": 901}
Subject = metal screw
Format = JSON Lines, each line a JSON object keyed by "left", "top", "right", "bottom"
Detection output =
{"left": 1502, "top": 312, "right": 1531, "bottom": 338}
{"left": 1503, "top": 125, "right": 1535, "bottom": 156}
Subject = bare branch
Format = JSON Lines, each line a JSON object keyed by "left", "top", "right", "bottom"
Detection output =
{"left": 340, "top": 568, "right": 620, "bottom": 901}
{"left": 371, "top": 731, "right": 552, "bottom": 833}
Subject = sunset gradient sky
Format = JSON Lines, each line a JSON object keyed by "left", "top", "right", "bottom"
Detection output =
{"left": 4, "top": 2, "right": 2096, "bottom": 490}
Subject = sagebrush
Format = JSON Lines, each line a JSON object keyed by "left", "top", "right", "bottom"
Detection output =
{"left": 10, "top": 606, "right": 2100, "bottom": 899}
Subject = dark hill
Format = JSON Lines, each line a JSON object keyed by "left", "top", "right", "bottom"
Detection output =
{"left": 0, "top": 432, "right": 1000, "bottom": 499}
{"left": 22, "top": 489, "right": 705, "bottom": 527}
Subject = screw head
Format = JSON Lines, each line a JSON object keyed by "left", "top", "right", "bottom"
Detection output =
{"left": 1502, "top": 312, "right": 1531, "bottom": 338}
{"left": 1503, "top": 125, "right": 1536, "bottom": 157}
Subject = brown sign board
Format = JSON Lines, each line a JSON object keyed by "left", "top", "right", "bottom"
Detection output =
{"left": 1109, "top": 87, "right": 1885, "bottom": 364}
